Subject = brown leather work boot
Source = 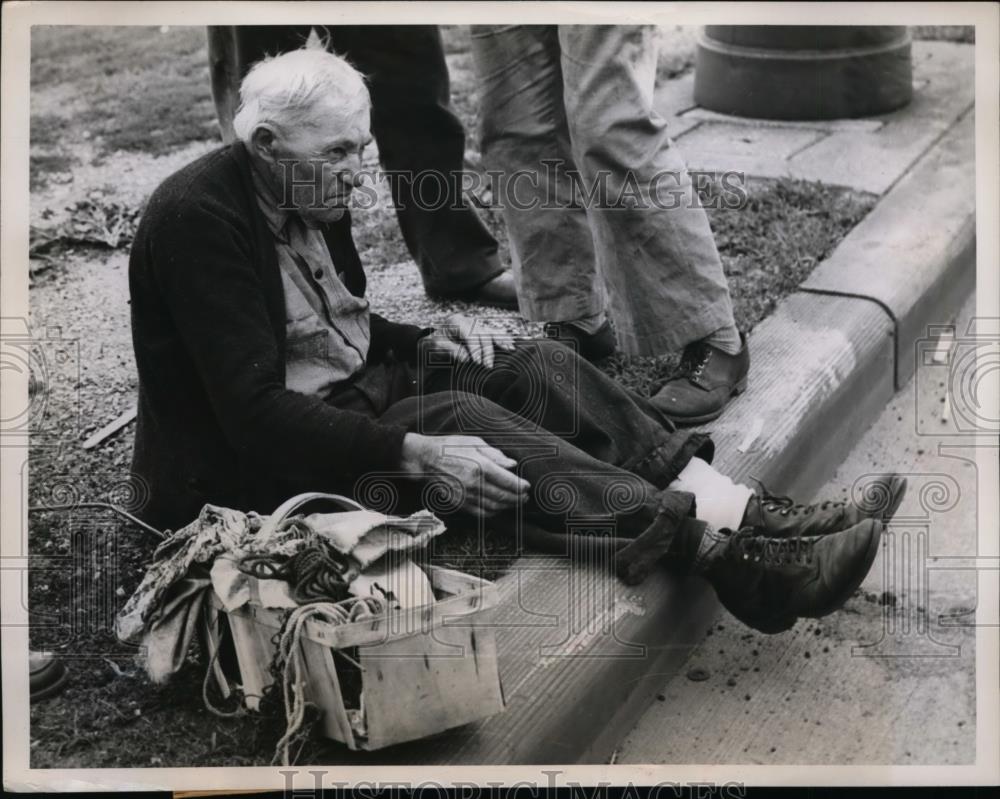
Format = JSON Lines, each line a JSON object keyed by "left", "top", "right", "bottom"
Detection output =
{"left": 702, "top": 519, "right": 883, "bottom": 634}
{"left": 741, "top": 474, "right": 907, "bottom": 538}
{"left": 650, "top": 333, "right": 749, "bottom": 425}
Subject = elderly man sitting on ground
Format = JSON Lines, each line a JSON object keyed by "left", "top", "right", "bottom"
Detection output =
{"left": 129, "top": 43, "right": 906, "bottom": 635}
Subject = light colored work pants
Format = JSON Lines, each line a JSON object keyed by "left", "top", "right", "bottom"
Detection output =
{"left": 471, "top": 25, "right": 737, "bottom": 355}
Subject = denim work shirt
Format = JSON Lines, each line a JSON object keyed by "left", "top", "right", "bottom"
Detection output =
{"left": 251, "top": 166, "right": 371, "bottom": 398}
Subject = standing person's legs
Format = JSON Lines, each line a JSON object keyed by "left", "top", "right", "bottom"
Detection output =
{"left": 470, "top": 26, "right": 606, "bottom": 333}
{"left": 326, "top": 26, "right": 507, "bottom": 299}
{"left": 206, "top": 25, "right": 510, "bottom": 303}
{"left": 206, "top": 26, "right": 240, "bottom": 142}
{"left": 207, "top": 26, "right": 314, "bottom": 144}
{"left": 556, "top": 25, "right": 739, "bottom": 357}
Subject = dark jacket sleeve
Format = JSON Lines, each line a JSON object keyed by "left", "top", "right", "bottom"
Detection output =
{"left": 148, "top": 201, "right": 412, "bottom": 483}
{"left": 368, "top": 313, "right": 434, "bottom": 364}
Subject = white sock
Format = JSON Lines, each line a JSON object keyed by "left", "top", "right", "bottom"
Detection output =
{"left": 667, "top": 456, "right": 753, "bottom": 532}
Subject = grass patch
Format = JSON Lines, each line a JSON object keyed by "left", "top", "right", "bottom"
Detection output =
{"left": 29, "top": 113, "right": 73, "bottom": 150}
{"left": 30, "top": 25, "right": 217, "bottom": 184}
{"left": 31, "top": 25, "right": 207, "bottom": 86}
{"left": 29, "top": 153, "right": 74, "bottom": 190}
{"left": 712, "top": 179, "right": 875, "bottom": 331}
{"left": 600, "top": 177, "right": 877, "bottom": 396}
{"left": 77, "top": 78, "right": 216, "bottom": 156}
{"left": 350, "top": 202, "right": 413, "bottom": 269}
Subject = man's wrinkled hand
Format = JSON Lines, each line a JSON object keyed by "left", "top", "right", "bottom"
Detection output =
{"left": 422, "top": 313, "right": 516, "bottom": 369}
{"left": 399, "top": 432, "right": 530, "bottom": 519}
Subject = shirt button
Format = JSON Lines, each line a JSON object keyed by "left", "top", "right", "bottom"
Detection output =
{"left": 314, "top": 269, "right": 324, "bottom": 279}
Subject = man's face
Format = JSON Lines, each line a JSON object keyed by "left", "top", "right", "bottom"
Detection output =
{"left": 269, "top": 98, "right": 373, "bottom": 227}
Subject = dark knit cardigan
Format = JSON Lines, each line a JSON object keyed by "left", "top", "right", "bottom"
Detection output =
{"left": 129, "top": 142, "right": 429, "bottom": 530}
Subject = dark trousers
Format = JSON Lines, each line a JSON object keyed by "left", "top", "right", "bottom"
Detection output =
{"left": 328, "top": 338, "right": 711, "bottom": 552}
{"left": 207, "top": 25, "right": 502, "bottom": 295}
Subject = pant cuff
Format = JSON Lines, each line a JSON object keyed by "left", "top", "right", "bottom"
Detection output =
{"left": 425, "top": 261, "right": 505, "bottom": 297}
{"left": 614, "top": 489, "right": 698, "bottom": 585}
{"left": 613, "top": 299, "right": 738, "bottom": 357}
{"left": 516, "top": 293, "right": 606, "bottom": 325}
{"left": 627, "top": 433, "right": 714, "bottom": 490}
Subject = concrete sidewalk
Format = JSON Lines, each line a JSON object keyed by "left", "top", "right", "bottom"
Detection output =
{"left": 657, "top": 40, "right": 974, "bottom": 195}
{"left": 353, "top": 39, "right": 977, "bottom": 766}
{"left": 618, "top": 293, "right": 979, "bottom": 765}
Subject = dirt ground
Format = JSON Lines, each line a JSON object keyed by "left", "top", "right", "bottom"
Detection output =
{"left": 27, "top": 24, "right": 882, "bottom": 767}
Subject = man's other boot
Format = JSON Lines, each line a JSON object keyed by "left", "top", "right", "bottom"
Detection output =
{"left": 741, "top": 474, "right": 908, "bottom": 538}
{"left": 702, "top": 519, "right": 883, "bottom": 634}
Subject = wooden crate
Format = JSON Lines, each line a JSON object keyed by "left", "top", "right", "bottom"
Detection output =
{"left": 202, "top": 564, "right": 506, "bottom": 751}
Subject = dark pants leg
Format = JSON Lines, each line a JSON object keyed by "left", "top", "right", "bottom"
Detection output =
{"left": 206, "top": 25, "right": 502, "bottom": 295}
{"left": 415, "top": 338, "right": 712, "bottom": 488}
{"left": 338, "top": 339, "right": 710, "bottom": 547}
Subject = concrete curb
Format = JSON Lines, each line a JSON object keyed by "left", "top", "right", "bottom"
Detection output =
{"left": 801, "top": 110, "right": 976, "bottom": 389}
{"left": 345, "top": 111, "right": 975, "bottom": 766}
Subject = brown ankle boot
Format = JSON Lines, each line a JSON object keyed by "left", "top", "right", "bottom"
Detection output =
{"left": 741, "top": 474, "right": 907, "bottom": 538}
{"left": 650, "top": 333, "right": 749, "bottom": 426}
{"left": 701, "top": 519, "right": 883, "bottom": 634}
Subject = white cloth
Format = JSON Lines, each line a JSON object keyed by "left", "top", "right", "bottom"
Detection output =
{"left": 303, "top": 509, "right": 444, "bottom": 569}
{"left": 210, "top": 555, "right": 298, "bottom": 612}
{"left": 348, "top": 557, "right": 435, "bottom": 610}
{"left": 668, "top": 456, "right": 753, "bottom": 532}
{"left": 115, "top": 504, "right": 299, "bottom": 644}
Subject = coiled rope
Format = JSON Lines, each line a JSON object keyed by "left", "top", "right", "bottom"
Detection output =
{"left": 271, "top": 596, "right": 387, "bottom": 765}
{"left": 201, "top": 594, "right": 388, "bottom": 765}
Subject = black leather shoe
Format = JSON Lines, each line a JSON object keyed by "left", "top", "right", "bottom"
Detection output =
{"left": 30, "top": 651, "right": 68, "bottom": 701}
{"left": 651, "top": 333, "right": 749, "bottom": 425}
{"left": 703, "top": 519, "right": 883, "bottom": 634}
{"left": 430, "top": 271, "right": 520, "bottom": 311}
{"left": 741, "top": 474, "right": 907, "bottom": 538}
{"left": 544, "top": 320, "right": 617, "bottom": 362}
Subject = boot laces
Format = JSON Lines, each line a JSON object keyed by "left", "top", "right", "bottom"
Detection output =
{"left": 650, "top": 343, "right": 713, "bottom": 393}
{"left": 729, "top": 528, "right": 815, "bottom": 565}
{"left": 674, "top": 344, "right": 712, "bottom": 381}
{"left": 750, "top": 476, "right": 846, "bottom": 518}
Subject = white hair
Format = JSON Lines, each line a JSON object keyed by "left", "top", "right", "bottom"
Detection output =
{"left": 232, "top": 37, "right": 370, "bottom": 142}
